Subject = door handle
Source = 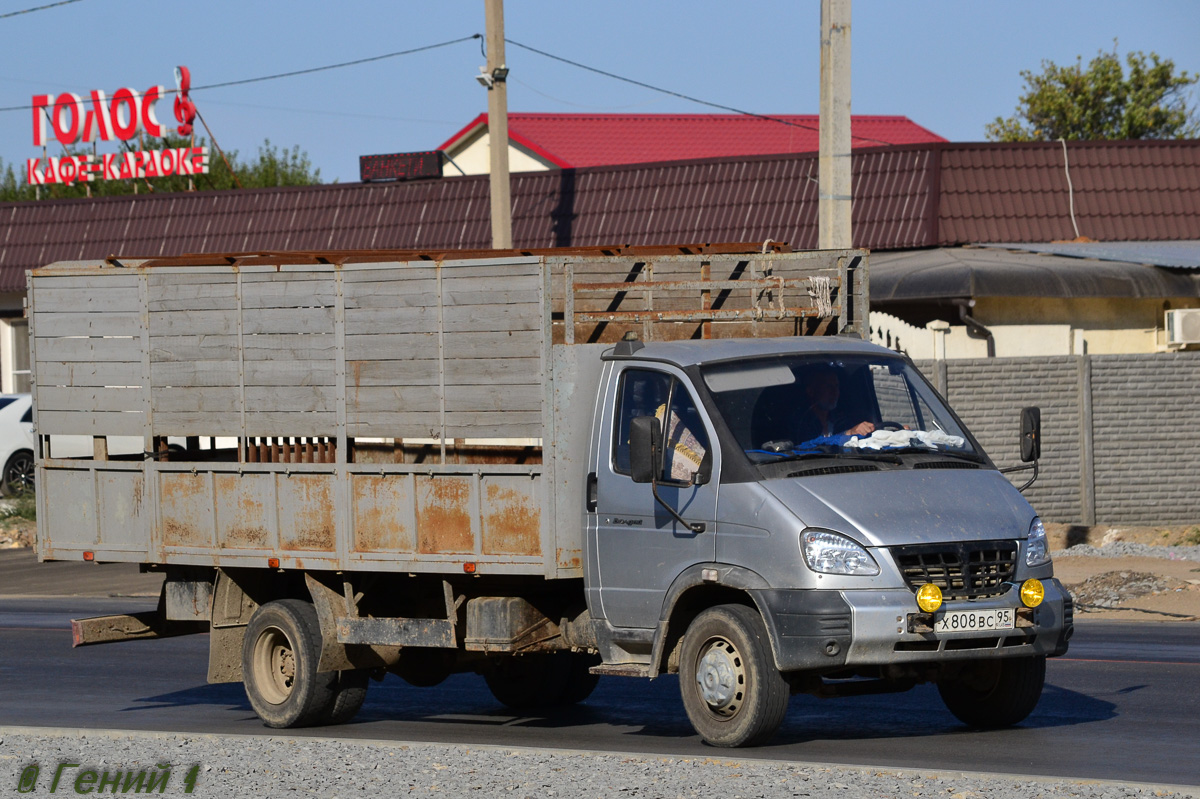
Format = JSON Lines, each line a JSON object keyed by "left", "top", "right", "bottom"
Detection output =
{"left": 586, "top": 472, "right": 598, "bottom": 512}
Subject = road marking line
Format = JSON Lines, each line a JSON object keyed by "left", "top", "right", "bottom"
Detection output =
{"left": 1058, "top": 657, "right": 1198, "bottom": 666}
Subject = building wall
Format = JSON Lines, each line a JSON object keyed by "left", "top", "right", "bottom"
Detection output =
{"left": 914, "top": 352, "right": 1200, "bottom": 526}
{"left": 444, "top": 129, "right": 553, "bottom": 176}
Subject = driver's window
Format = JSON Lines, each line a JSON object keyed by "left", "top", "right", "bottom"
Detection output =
{"left": 612, "top": 369, "right": 709, "bottom": 484}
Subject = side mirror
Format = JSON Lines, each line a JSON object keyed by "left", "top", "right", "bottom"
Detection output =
{"left": 629, "top": 416, "right": 661, "bottom": 484}
{"left": 1020, "top": 407, "right": 1041, "bottom": 463}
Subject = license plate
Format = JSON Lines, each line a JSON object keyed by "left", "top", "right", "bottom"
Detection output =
{"left": 935, "top": 608, "right": 1015, "bottom": 633}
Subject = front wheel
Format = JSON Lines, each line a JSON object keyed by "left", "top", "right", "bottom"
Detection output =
{"left": 679, "top": 604, "right": 789, "bottom": 747}
{"left": 937, "top": 655, "right": 1045, "bottom": 728}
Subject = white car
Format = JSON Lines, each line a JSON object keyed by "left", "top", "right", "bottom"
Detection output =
{"left": 0, "top": 394, "right": 194, "bottom": 495}
{"left": 0, "top": 394, "right": 35, "bottom": 496}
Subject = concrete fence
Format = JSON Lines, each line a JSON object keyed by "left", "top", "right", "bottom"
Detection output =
{"left": 913, "top": 353, "right": 1200, "bottom": 526}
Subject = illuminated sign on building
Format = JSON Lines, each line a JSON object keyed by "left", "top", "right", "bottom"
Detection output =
{"left": 359, "top": 151, "right": 443, "bottom": 182}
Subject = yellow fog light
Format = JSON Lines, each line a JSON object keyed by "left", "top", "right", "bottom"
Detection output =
{"left": 916, "top": 583, "right": 943, "bottom": 613}
{"left": 1020, "top": 578, "right": 1045, "bottom": 608}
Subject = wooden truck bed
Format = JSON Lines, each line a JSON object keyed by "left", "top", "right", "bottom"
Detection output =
{"left": 30, "top": 245, "right": 866, "bottom": 579}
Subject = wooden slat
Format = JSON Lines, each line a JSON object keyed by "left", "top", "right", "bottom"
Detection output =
{"left": 150, "top": 309, "right": 238, "bottom": 336}
{"left": 34, "top": 274, "right": 141, "bottom": 290}
{"left": 149, "top": 334, "right": 239, "bottom": 362}
{"left": 153, "top": 386, "right": 241, "bottom": 413}
{"left": 242, "top": 307, "right": 334, "bottom": 335}
{"left": 347, "top": 386, "right": 443, "bottom": 414}
{"left": 245, "top": 359, "right": 336, "bottom": 387}
{"left": 36, "top": 336, "right": 143, "bottom": 363}
{"left": 346, "top": 358, "right": 540, "bottom": 387}
{"left": 34, "top": 286, "right": 142, "bottom": 313}
{"left": 245, "top": 385, "right": 336, "bottom": 413}
{"left": 151, "top": 412, "right": 243, "bottom": 436}
{"left": 445, "top": 385, "right": 541, "bottom": 413}
{"left": 37, "top": 409, "right": 146, "bottom": 436}
{"left": 442, "top": 330, "right": 542, "bottom": 360}
{"left": 344, "top": 306, "right": 438, "bottom": 336}
{"left": 242, "top": 333, "right": 337, "bottom": 360}
{"left": 244, "top": 412, "right": 336, "bottom": 436}
{"left": 439, "top": 304, "right": 540, "bottom": 333}
{"left": 150, "top": 360, "right": 240, "bottom": 388}
{"left": 36, "top": 386, "right": 142, "bottom": 413}
{"left": 344, "top": 333, "right": 438, "bottom": 361}
{"left": 35, "top": 361, "right": 144, "bottom": 388}
{"left": 35, "top": 311, "right": 142, "bottom": 338}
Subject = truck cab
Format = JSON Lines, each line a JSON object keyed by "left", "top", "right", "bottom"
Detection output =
{"left": 585, "top": 336, "right": 1071, "bottom": 746}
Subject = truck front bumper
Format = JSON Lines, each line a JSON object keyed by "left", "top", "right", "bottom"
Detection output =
{"left": 750, "top": 578, "right": 1073, "bottom": 674}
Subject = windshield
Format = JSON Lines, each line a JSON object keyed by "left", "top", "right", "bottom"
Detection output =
{"left": 701, "top": 354, "right": 983, "bottom": 467}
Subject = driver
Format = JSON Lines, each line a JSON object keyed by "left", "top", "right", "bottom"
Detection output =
{"left": 792, "top": 367, "right": 875, "bottom": 442}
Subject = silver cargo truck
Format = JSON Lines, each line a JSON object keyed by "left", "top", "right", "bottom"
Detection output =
{"left": 29, "top": 244, "right": 1071, "bottom": 747}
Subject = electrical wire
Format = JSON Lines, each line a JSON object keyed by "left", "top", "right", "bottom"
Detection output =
{"left": 0, "top": 0, "right": 83, "bottom": 20}
{"left": 0, "top": 34, "right": 482, "bottom": 113}
{"left": 505, "top": 37, "right": 896, "bottom": 147}
{"left": 191, "top": 34, "right": 481, "bottom": 91}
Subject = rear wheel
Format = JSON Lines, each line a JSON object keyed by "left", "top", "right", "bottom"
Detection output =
{"left": 937, "top": 655, "right": 1045, "bottom": 728}
{"left": 2, "top": 450, "right": 34, "bottom": 496}
{"left": 679, "top": 604, "right": 789, "bottom": 747}
{"left": 484, "top": 654, "right": 568, "bottom": 710}
{"left": 242, "top": 599, "right": 367, "bottom": 728}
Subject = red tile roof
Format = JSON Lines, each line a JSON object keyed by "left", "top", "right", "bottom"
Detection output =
{"left": 3, "top": 140, "right": 1197, "bottom": 293}
{"left": 437, "top": 113, "right": 947, "bottom": 168}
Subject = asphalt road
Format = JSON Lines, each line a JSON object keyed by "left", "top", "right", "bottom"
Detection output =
{"left": 1, "top": 594, "right": 1197, "bottom": 786}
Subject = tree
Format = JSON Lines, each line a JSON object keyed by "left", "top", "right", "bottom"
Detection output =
{"left": 986, "top": 46, "right": 1199, "bottom": 142}
{"left": 0, "top": 137, "right": 322, "bottom": 203}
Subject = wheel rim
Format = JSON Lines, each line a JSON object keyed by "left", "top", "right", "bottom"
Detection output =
{"left": 695, "top": 637, "right": 745, "bottom": 717}
{"left": 6, "top": 455, "right": 34, "bottom": 493}
{"left": 252, "top": 625, "right": 296, "bottom": 705}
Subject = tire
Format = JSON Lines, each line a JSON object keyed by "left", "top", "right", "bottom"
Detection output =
{"left": 320, "top": 670, "right": 369, "bottom": 725}
{"left": 484, "top": 654, "right": 569, "bottom": 710}
{"left": 2, "top": 450, "right": 34, "bottom": 496}
{"left": 560, "top": 652, "right": 602, "bottom": 705}
{"left": 937, "top": 655, "right": 1046, "bottom": 729}
{"left": 242, "top": 599, "right": 365, "bottom": 728}
{"left": 679, "top": 604, "right": 790, "bottom": 747}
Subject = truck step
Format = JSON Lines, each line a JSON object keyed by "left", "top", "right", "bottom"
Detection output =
{"left": 588, "top": 663, "right": 652, "bottom": 678}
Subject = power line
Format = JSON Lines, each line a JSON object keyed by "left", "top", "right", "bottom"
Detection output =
{"left": 192, "top": 34, "right": 482, "bottom": 91}
{"left": 505, "top": 37, "right": 895, "bottom": 147}
{"left": 0, "top": 0, "right": 83, "bottom": 20}
{"left": 0, "top": 34, "right": 482, "bottom": 113}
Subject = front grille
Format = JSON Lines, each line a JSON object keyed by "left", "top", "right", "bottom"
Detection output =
{"left": 891, "top": 540, "right": 1017, "bottom": 599}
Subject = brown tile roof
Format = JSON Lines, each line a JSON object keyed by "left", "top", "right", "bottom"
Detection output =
{"left": 2, "top": 140, "right": 1197, "bottom": 293}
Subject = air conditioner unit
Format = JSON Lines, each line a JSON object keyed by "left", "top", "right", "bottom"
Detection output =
{"left": 1165, "top": 309, "right": 1200, "bottom": 346}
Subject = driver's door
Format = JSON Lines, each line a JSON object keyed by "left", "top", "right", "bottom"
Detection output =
{"left": 593, "top": 366, "right": 718, "bottom": 630}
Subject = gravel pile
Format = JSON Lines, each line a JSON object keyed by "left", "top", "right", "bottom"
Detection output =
{"left": 1, "top": 728, "right": 1195, "bottom": 799}
{"left": 1053, "top": 542, "right": 1200, "bottom": 561}
{"left": 1065, "top": 571, "right": 1188, "bottom": 608}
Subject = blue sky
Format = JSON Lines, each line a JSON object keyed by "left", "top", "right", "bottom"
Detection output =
{"left": 1, "top": 0, "right": 1198, "bottom": 183}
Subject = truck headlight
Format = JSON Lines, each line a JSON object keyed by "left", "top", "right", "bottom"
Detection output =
{"left": 801, "top": 529, "right": 880, "bottom": 576}
{"left": 1025, "top": 517, "right": 1050, "bottom": 567}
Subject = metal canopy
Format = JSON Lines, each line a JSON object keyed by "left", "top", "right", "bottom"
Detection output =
{"left": 870, "top": 246, "right": 1200, "bottom": 303}
{"left": 979, "top": 241, "right": 1200, "bottom": 270}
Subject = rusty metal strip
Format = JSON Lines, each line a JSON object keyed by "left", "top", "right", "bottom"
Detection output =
{"left": 572, "top": 277, "right": 841, "bottom": 293}
{"left": 574, "top": 307, "right": 826, "bottom": 322}
{"left": 335, "top": 616, "right": 456, "bottom": 648}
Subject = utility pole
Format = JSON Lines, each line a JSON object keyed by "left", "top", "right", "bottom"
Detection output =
{"left": 818, "top": 0, "right": 852, "bottom": 249}
{"left": 485, "top": 0, "right": 513, "bottom": 249}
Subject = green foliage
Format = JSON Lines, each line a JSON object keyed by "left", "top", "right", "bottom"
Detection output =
{"left": 0, "top": 136, "right": 321, "bottom": 203}
{"left": 1, "top": 491, "right": 36, "bottom": 522}
{"left": 986, "top": 46, "right": 1200, "bottom": 142}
